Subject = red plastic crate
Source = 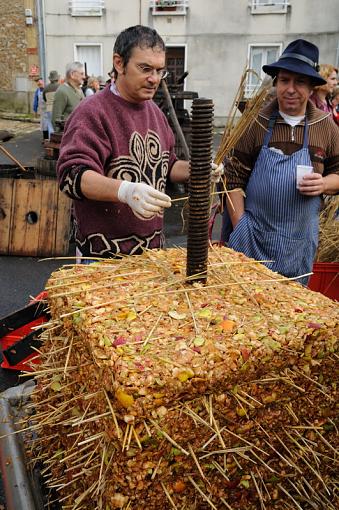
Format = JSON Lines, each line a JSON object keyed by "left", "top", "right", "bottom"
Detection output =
{"left": 308, "top": 262, "right": 339, "bottom": 301}
{"left": 0, "top": 292, "right": 49, "bottom": 371}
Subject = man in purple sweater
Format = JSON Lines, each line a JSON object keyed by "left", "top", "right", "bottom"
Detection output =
{"left": 58, "top": 25, "right": 221, "bottom": 259}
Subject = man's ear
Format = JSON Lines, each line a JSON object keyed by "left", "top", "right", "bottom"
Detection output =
{"left": 113, "top": 53, "right": 124, "bottom": 76}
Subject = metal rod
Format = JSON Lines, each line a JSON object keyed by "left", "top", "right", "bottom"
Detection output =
{"left": 161, "top": 79, "right": 190, "bottom": 160}
{"left": 186, "top": 97, "right": 214, "bottom": 283}
{"left": 0, "top": 382, "right": 38, "bottom": 510}
{"left": 0, "top": 144, "right": 28, "bottom": 173}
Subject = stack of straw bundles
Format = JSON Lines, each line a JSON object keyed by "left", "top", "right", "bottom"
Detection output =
{"left": 26, "top": 246, "right": 338, "bottom": 509}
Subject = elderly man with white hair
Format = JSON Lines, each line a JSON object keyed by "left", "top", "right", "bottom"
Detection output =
{"left": 52, "top": 61, "right": 85, "bottom": 130}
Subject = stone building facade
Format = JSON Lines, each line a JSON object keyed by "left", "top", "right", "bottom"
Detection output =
{"left": 0, "top": 0, "right": 40, "bottom": 113}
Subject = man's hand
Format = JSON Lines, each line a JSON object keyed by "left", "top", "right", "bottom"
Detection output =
{"left": 211, "top": 162, "right": 224, "bottom": 183}
{"left": 118, "top": 181, "right": 171, "bottom": 218}
{"left": 298, "top": 173, "right": 325, "bottom": 196}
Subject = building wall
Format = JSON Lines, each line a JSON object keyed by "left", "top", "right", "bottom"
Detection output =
{"left": 143, "top": 0, "right": 339, "bottom": 123}
{"left": 43, "top": 0, "right": 142, "bottom": 81}
{"left": 42, "top": 0, "right": 338, "bottom": 123}
{"left": 0, "top": 0, "right": 40, "bottom": 112}
{"left": 1, "top": 0, "right": 338, "bottom": 117}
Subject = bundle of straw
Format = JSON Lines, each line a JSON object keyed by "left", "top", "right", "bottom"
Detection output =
{"left": 316, "top": 195, "right": 339, "bottom": 262}
{"left": 214, "top": 69, "right": 271, "bottom": 166}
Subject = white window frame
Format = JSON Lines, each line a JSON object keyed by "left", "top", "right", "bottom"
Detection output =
{"left": 150, "top": 0, "right": 189, "bottom": 16}
{"left": 69, "top": 0, "right": 105, "bottom": 17}
{"left": 245, "top": 43, "right": 282, "bottom": 97}
{"left": 250, "top": 0, "right": 290, "bottom": 14}
{"left": 74, "top": 43, "right": 104, "bottom": 77}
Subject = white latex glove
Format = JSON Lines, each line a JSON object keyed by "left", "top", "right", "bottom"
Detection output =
{"left": 118, "top": 181, "right": 171, "bottom": 218}
{"left": 211, "top": 162, "right": 224, "bottom": 183}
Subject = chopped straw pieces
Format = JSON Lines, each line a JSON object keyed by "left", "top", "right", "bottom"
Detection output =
{"left": 24, "top": 246, "right": 338, "bottom": 509}
{"left": 316, "top": 195, "right": 339, "bottom": 262}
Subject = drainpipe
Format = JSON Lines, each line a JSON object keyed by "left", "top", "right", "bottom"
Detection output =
{"left": 36, "top": 0, "right": 47, "bottom": 82}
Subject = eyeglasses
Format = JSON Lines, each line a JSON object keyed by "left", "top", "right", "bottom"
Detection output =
{"left": 135, "top": 63, "right": 168, "bottom": 80}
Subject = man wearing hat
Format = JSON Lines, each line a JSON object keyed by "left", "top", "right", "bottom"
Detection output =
{"left": 43, "top": 70, "right": 60, "bottom": 137}
{"left": 222, "top": 39, "right": 339, "bottom": 285}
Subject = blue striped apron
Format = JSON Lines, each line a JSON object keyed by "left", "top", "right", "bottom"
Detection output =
{"left": 228, "top": 112, "right": 321, "bottom": 285}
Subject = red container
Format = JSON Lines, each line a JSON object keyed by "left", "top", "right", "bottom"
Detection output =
{"left": 308, "top": 262, "right": 339, "bottom": 301}
{"left": 0, "top": 292, "right": 48, "bottom": 371}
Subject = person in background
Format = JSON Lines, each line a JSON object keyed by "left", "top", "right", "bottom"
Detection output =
{"left": 102, "top": 69, "right": 115, "bottom": 88}
{"left": 331, "top": 86, "right": 339, "bottom": 126}
{"left": 32, "top": 77, "right": 44, "bottom": 116}
{"left": 57, "top": 25, "right": 223, "bottom": 261}
{"left": 33, "top": 78, "right": 48, "bottom": 141}
{"left": 222, "top": 39, "right": 339, "bottom": 285}
{"left": 84, "top": 76, "right": 100, "bottom": 97}
{"left": 97, "top": 75, "right": 107, "bottom": 90}
{"left": 52, "top": 62, "right": 85, "bottom": 131}
{"left": 310, "top": 63, "right": 338, "bottom": 119}
{"left": 43, "top": 70, "right": 60, "bottom": 138}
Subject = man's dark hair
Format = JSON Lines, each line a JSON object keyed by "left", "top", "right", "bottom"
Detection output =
{"left": 113, "top": 25, "right": 165, "bottom": 79}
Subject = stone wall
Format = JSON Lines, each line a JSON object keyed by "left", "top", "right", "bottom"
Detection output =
{"left": 0, "top": 0, "right": 40, "bottom": 113}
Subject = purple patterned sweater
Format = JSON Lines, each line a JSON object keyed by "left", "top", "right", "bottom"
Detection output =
{"left": 57, "top": 85, "right": 177, "bottom": 257}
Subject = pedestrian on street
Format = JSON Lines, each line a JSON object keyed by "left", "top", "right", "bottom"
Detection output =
{"left": 57, "top": 25, "right": 223, "bottom": 261}
{"left": 32, "top": 78, "right": 48, "bottom": 140}
{"left": 222, "top": 39, "right": 339, "bottom": 285}
{"left": 84, "top": 76, "right": 100, "bottom": 97}
{"left": 52, "top": 62, "right": 85, "bottom": 131}
{"left": 42, "top": 70, "right": 60, "bottom": 138}
{"left": 309, "top": 63, "right": 338, "bottom": 118}
{"left": 331, "top": 86, "right": 339, "bottom": 126}
{"left": 32, "top": 77, "right": 44, "bottom": 116}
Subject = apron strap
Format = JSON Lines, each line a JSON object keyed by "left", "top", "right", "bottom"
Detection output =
{"left": 264, "top": 111, "right": 309, "bottom": 148}
{"left": 263, "top": 111, "right": 279, "bottom": 146}
{"left": 302, "top": 117, "right": 309, "bottom": 148}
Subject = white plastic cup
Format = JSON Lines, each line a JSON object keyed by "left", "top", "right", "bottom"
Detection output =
{"left": 296, "top": 165, "right": 313, "bottom": 189}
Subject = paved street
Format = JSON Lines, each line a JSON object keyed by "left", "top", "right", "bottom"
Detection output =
{"left": 0, "top": 117, "right": 44, "bottom": 168}
{"left": 0, "top": 117, "right": 39, "bottom": 136}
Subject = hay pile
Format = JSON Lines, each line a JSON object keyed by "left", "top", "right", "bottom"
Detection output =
{"left": 26, "top": 247, "right": 338, "bottom": 509}
{"left": 316, "top": 196, "right": 339, "bottom": 262}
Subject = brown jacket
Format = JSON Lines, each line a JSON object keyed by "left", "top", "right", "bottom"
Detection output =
{"left": 225, "top": 99, "right": 339, "bottom": 190}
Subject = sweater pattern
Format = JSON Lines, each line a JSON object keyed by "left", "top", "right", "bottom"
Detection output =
{"left": 76, "top": 129, "right": 169, "bottom": 255}
{"left": 107, "top": 130, "right": 168, "bottom": 194}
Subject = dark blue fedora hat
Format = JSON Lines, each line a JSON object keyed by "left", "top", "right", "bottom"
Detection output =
{"left": 262, "top": 39, "right": 327, "bottom": 86}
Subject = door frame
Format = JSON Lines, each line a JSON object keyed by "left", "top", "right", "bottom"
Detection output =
{"left": 165, "top": 43, "right": 188, "bottom": 89}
